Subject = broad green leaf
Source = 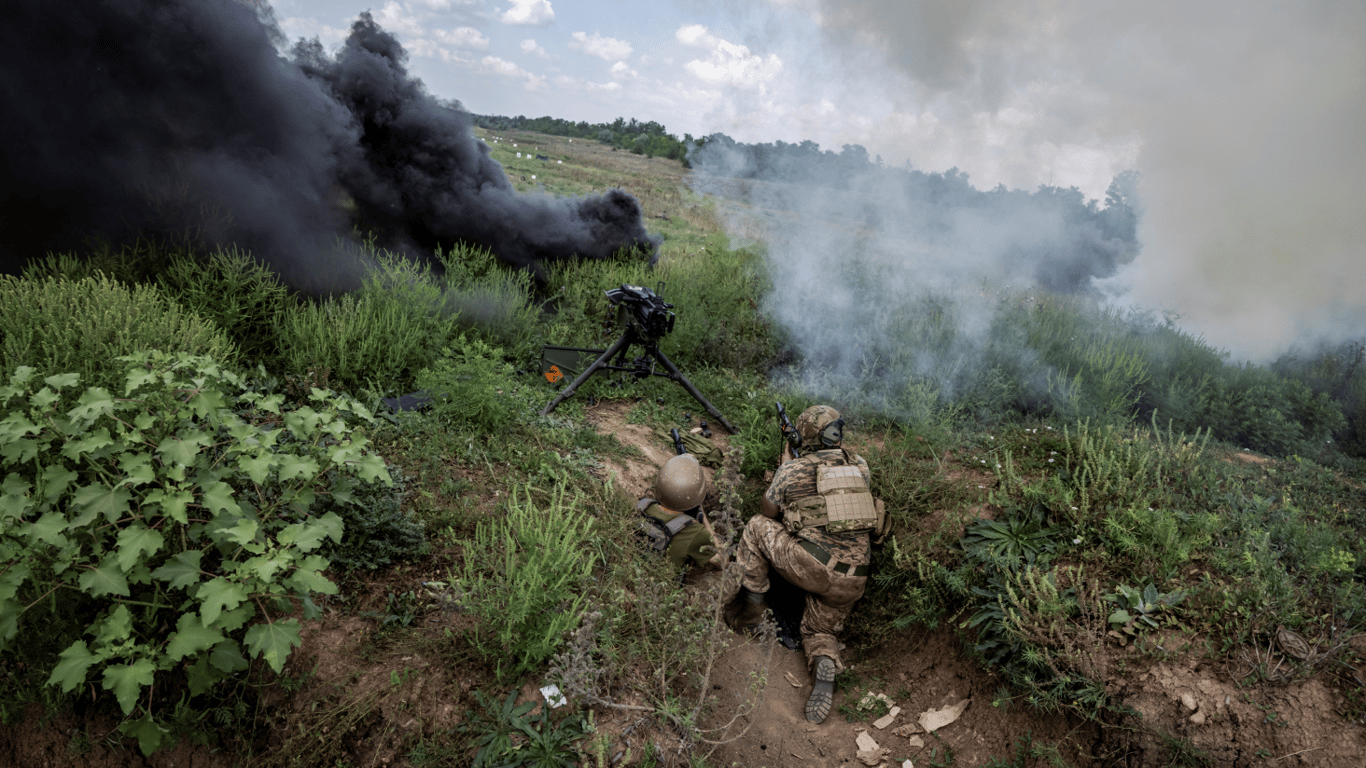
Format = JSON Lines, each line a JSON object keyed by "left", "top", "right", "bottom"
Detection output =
{"left": 0, "top": 437, "right": 41, "bottom": 464}
{"left": 1109, "top": 609, "right": 1133, "bottom": 626}
{"left": 286, "top": 566, "right": 338, "bottom": 596}
{"left": 166, "top": 613, "right": 226, "bottom": 662}
{"left": 60, "top": 426, "right": 116, "bottom": 461}
{"left": 0, "top": 598, "right": 20, "bottom": 644}
{"left": 92, "top": 604, "right": 134, "bottom": 647}
{"left": 122, "top": 365, "right": 159, "bottom": 396}
{"left": 66, "top": 387, "right": 115, "bottom": 428}
{"left": 39, "top": 463, "right": 79, "bottom": 503}
{"left": 134, "top": 412, "right": 157, "bottom": 431}
{"left": 102, "top": 658, "right": 156, "bottom": 715}
{"left": 115, "top": 525, "right": 165, "bottom": 572}
{"left": 186, "top": 654, "right": 227, "bottom": 696}
{"left": 209, "top": 638, "right": 249, "bottom": 673}
{"left": 221, "top": 518, "right": 260, "bottom": 547}
{"left": 215, "top": 603, "right": 255, "bottom": 633}
{"left": 43, "top": 372, "right": 82, "bottom": 391}
{"left": 47, "top": 640, "right": 98, "bottom": 692}
{"left": 6, "top": 365, "right": 37, "bottom": 387}
{"left": 143, "top": 486, "right": 194, "bottom": 525}
{"left": 31, "top": 387, "right": 59, "bottom": 410}
{"left": 244, "top": 619, "right": 302, "bottom": 674}
{"left": 70, "top": 482, "right": 133, "bottom": 526}
{"left": 157, "top": 432, "right": 211, "bottom": 468}
{"left": 151, "top": 550, "right": 204, "bottom": 589}
{"left": 198, "top": 577, "right": 248, "bottom": 625}
{"left": 238, "top": 453, "right": 276, "bottom": 485}
{"left": 121, "top": 712, "right": 170, "bottom": 757}
{"left": 200, "top": 481, "right": 239, "bottom": 515}
{"left": 0, "top": 412, "right": 41, "bottom": 442}
{"left": 284, "top": 407, "right": 323, "bottom": 439}
{"left": 116, "top": 452, "right": 157, "bottom": 488}
{"left": 1, "top": 474, "right": 33, "bottom": 520}
{"left": 27, "top": 512, "right": 69, "bottom": 548}
{"left": 79, "top": 558, "right": 130, "bottom": 598}
{"left": 276, "top": 455, "right": 319, "bottom": 483}
{"left": 300, "top": 513, "right": 344, "bottom": 551}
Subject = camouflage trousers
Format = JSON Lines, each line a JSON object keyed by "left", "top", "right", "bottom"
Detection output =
{"left": 735, "top": 516, "right": 867, "bottom": 671}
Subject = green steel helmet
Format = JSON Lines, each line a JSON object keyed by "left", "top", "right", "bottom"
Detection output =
{"left": 797, "top": 405, "right": 844, "bottom": 448}
{"left": 655, "top": 454, "right": 705, "bottom": 511}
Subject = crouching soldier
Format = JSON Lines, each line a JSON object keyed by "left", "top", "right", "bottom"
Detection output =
{"left": 637, "top": 453, "right": 725, "bottom": 573}
{"left": 725, "top": 405, "right": 887, "bottom": 724}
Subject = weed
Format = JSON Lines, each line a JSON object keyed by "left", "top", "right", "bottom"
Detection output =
{"left": 460, "top": 689, "right": 590, "bottom": 768}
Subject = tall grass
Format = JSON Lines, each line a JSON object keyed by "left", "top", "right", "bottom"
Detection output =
{"left": 0, "top": 272, "right": 236, "bottom": 391}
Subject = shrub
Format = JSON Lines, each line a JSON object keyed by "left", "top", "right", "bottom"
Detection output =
{"left": 415, "top": 335, "right": 540, "bottom": 434}
{"left": 152, "top": 245, "right": 293, "bottom": 366}
{"left": 313, "top": 465, "right": 426, "bottom": 573}
{"left": 0, "top": 351, "right": 391, "bottom": 754}
{"left": 275, "top": 255, "right": 460, "bottom": 392}
{"left": 445, "top": 485, "right": 598, "bottom": 682}
{"left": 0, "top": 273, "right": 237, "bottom": 392}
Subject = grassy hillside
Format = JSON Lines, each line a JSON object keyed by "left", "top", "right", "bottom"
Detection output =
{"left": 1, "top": 127, "right": 1363, "bottom": 766}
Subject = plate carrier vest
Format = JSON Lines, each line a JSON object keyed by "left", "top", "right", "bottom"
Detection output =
{"left": 783, "top": 451, "right": 882, "bottom": 535}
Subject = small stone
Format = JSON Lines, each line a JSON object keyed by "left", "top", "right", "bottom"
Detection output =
{"left": 1180, "top": 693, "right": 1197, "bottom": 711}
{"left": 856, "top": 731, "right": 880, "bottom": 751}
{"left": 1190, "top": 712, "right": 1206, "bottom": 725}
{"left": 908, "top": 736, "right": 925, "bottom": 748}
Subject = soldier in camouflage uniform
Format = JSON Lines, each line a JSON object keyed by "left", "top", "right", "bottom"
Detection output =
{"left": 725, "top": 405, "right": 884, "bottom": 724}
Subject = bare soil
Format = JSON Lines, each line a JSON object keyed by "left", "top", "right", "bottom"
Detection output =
{"left": 4, "top": 400, "right": 1363, "bottom": 767}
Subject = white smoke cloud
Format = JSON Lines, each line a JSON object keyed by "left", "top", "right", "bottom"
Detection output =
{"left": 759, "top": 0, "right": 1366, "bottom": 361}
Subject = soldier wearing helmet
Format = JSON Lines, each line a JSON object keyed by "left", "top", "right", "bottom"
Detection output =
{"left": 636, "top": 453, "right": 723, "bottom": 571}
{"left": 725, "top": 405, "right": 886, "bottom": 724}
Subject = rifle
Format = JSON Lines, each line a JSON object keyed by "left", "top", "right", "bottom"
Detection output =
{"left": 776, "top": 401, "right": 801, "bottom": 459}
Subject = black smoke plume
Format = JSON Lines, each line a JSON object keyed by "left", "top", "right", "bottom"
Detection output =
{"left": 0, "top": 1, "right": 658, "bottom": 291}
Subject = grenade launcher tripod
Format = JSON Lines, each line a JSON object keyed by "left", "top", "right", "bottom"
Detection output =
{"left": 538, "top": 285, "right": 737, "bottom": 434}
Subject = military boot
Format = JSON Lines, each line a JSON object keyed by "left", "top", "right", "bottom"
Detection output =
{"left": 723, "top": 587, "right": 767, "bottom": 633}
{"left": 806, "top": 655, "right": 837, "bottom": 723}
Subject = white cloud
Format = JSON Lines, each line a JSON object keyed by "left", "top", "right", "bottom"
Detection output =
{"left": 609, "top": 61, "right": 638, "bottom": 80}
{"left": 375, "top": 1, "right": 424, "bottom": 38}
{"left": 501, "top": 0, "right": 554, "bottom": 26}
{"left": 676, "top": 25, "right": 782, "bottom": 89}
{"left": 520, "top": 38, "right": 548, "bottom": 58}
{"left": 569, "top": 31, "right": 634, "bottom": 61}
{"left": 434, "top": 27, "right": 489, "bottom": 49}
{"left": 476, "top": 55, "right": 545, "bottom": 89}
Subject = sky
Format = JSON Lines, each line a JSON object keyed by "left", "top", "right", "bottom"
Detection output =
{"left": 272, "top": 0, "right": 1363, "bottom": 360}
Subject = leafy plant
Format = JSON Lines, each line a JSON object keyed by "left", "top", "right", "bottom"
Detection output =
{"left": 961, "top": 505, "right": 1062, "bottom": 572}
{"left": 447, "top": 485, "right": 598, "bottom": 682}
{"left": 0, "top": 351, "right": 390, "bottom": 754}
{"left": 461, "top": 688, "right": 591, "bottom": 768}
{"left": 1105, "top": 584, "right": 1186, "bottom": 636}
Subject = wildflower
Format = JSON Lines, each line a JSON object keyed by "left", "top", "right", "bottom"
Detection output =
{"left": 1048, "top": 458, "right": 1055, "bottom": 463}
{"left": 1072, "top": 537, "right": 1082, "bottom": 545}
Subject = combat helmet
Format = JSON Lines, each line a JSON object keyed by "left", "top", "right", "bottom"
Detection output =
{"left": 655, "top": 454, "right": 705, "bottom": 511}
{"left": 796, "top": 405, "right": 845, "bottom": 449}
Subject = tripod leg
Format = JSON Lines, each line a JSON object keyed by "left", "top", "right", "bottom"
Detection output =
{"left": 651, "top": 348, "right": 738, "bottom": 434}
{"left": 539, "top": 333, "right": 632, "bottom": 416}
